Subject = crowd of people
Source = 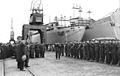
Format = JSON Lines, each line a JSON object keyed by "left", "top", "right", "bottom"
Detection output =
{"left": 0, "top": 36, "right": 45, "bottom": 71}
{"left": 47, "top": 40, "right": 120, "bottom": 66}
{"left": 1, "top": 38, "right": 120, "bottom": 71}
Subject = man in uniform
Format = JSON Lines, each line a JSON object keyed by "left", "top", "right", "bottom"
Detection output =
{"left": 78, "top": 42, "right": 83, "bottom": 59}
{"left": 105, "top": 41, "right": 112, "bottom": 64}
{"left": 0, "top": 43, "right": 4, "bottom": 59}
{"left": 24, "top": 43, "right": 30, "bottom": 67}
{"left": 55, "top": 43, "right": 61, "bottom": 60}
{"left": 70, "top": 43, "right": 74, "bottom": 58}
{"left": 75, "top": 43, "right": 79, "bottom": 59}
{"left": 82, "top": 41, "right": 86, "bottom": 60}
{"left": 111, "top": 41, "right": 118, "bottom": 65}
{"left": 89, "top": 41, "right": 95, "bottom": 61}
{"left": 99, "top": 41, "right": 105, "bottom": 63}
{"left": 88, "top": 41, "right": 92, "bottom": 61}
{"left": 40, "top": 44, "right": 45, "bottom": 58}
{"left": 60, "top": 44, "right": 64, "bottom": 56}
{"left": 15, "top": 40, "right": 26, "bottom": 71}
{"left": 86, "top": 41, "right": 90, "bottom": 60}
{"left": 117, "top": 41, "right": 120, "bottom": 66}
{"left": 94, "top": 40, "right": 100, "bottom": 62}
{"left": 65, "top": 43, "right": 68, "bottom": 57}
{"left": 15, "top": 36, "right": 30, "bottom": 71}
{"left": 91, "top": 41, "right": 96, "bottom": 61}
{"left": 30, "top": 44, "right": 35, "bottom": 58}
{"left": 35, "top": 43, "right": 40, "bottom": 58}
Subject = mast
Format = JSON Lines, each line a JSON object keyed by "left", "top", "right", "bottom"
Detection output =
{"left": 78, "top": 5, "right": 82, "bottom": 19}
{"left": 87, "top": 10, "right": 92, "bottom": 25}
{"left": 87, "top": 10, "right": 92, "bottom": 20}
{"left": 11, "top": 18, "right": 13, "bottom": 31}
{"left": 64, "top": 16, "right": 66, "bottom": 26}
{"left": 30, "top": 0, "right": 34, "bottom": 11}
{"left": 9, "top": 18, "right": 15, "bottom": 43}
{"left": 73, "top": 4, "right": 81, "bottom": 17}
{"left": 72, "top": 4, "right": 75, "bottom": 18}
{"left": 38, "top": 0, "right": 42, "bottom": 9}
{"left": 60, "top": 15, "right": 63, "bottom": 26}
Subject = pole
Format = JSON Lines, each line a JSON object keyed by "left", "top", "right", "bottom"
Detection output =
{"left": 73, "top": 4, "right": 75, "bottom": 18}
{"left": 119, "top": 0, "right": 120, "bottom": 9}
{"left": 79, "top": 6, "right": 82, "bottom": 26}
{"left": 88, "top": 10, "right": 91, "bottom": 20}
{"left": 64, "top": 16, "right": 66, "bottom": 26}
{"left": 65, "top": 32, "right": 68, "bottom": 43}
{"left": 11, "top": 18, "right": 13, "bottom": 30}
{"left": 61, "top": 15, "right": 63, "bottom": 26}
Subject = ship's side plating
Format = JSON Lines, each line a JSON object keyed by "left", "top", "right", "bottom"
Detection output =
{"left": 47, "top": 26, "right": 85, "bottom": 44}
{"left": 111, "top": 9, "right": 120, "bottom": 39}
{"left": 31, "top": 26, "right": 85, "bottom": 44}
{"left": 82, "top": 8, "right": 120, "bottom": 41}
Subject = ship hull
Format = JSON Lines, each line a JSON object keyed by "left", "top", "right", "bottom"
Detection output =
{"left": 31, "top": 26, "right": 85, "bottom": 44}
{"left": 82, "top": 9, "right": 120, "bottom": 41}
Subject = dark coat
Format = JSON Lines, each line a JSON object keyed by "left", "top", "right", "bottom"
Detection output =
{"left": 15, "top": 43, "right": 26, "bottom": 62}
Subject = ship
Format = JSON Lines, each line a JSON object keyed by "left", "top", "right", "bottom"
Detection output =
{"left": 31, "top": 17, "right": 89, "bottom": 44}
{"left": 82, "top": 8, "right": 120, "bottom": 41}
{"left": 23, "top": 0, "right": 95, "bottom": 44}
{"left": 30, "top": 5, "right": 94, "bottom": 44}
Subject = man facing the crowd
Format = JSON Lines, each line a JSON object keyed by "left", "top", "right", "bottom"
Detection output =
{"left": 15, "top": 36, "right": 30, "bottom": 71}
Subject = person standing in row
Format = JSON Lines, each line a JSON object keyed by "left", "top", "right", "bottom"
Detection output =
{"left": 35, "top": 43, "right": 40, "bottom": 58}
{"left": 24, "top": 43, "right": 30, "bottom": 68}
{"left": 39, "top": 44, "right": 45, "bottom": 58}
{"left": 55, "top": 43, "right": 61, "bottom": 60}
{"left": 15, "top": 36, "right": 30, "bottom": 71}
{"left": 15, "top": 41, "right": 26, "bottom": 71}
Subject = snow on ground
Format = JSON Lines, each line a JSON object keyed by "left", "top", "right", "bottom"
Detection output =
{"left": 0, "top": 52, "right": 120, "bottom": 76}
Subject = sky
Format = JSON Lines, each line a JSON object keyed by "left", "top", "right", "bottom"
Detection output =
{"left": 0, "top": 0, "right": 119, "bottom": 43}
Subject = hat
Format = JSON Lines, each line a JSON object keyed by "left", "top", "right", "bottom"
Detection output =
{"left": 22, "top": 55, "right": 26, "bottom": 61}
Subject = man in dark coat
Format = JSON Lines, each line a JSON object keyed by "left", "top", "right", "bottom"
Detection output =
{"left": 0, "top": 44, "right": 4, "bottom": 59}
{"left": 55, "top": 43, "right": 61, "bottom": 60}
{"left": 117, "top": 42, "right": 120, "bottom": 66}
{"left": 30, "top": 44, "right": 35, "bottom": 58}
{"left": 86, "top": 42, "right": 90, "bottom": 60}
{"left": 15, "top": 42, "right": 26, "bottom": 71}
{"left": 82, "top": 42, "right": 86, "bottom": 60}
{"left": 65, "top": 43, "right": 68, "bottom": 57}
{"left": 105, "top": 42, "right": 112, "bottom": 64}
{"left": 99, "top": 42, "right": 105, "bottom": 63}
{"left": 24, "top": 43, "right": 30, "bottom": 67}
{"left": 60, "top": 44, "right": 64, "bottom": 56}
{"left": 94, "top": 41, "right": 100, "bottom": 62}
{"left": 40, "top": 44, "right": 45, "bottom": 58}
{"left": 35, "top": 43, "right": 40, "bottom": 58}
{"left": 78, "top": 43, "right": 83, "bottom": 59}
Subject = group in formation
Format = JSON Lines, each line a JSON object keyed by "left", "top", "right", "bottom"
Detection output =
{"left": 0, "top": 39, "right": 120, "bottom": 71}
{"left": 47, "top": 40, "right": 120, "bottom": 66}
